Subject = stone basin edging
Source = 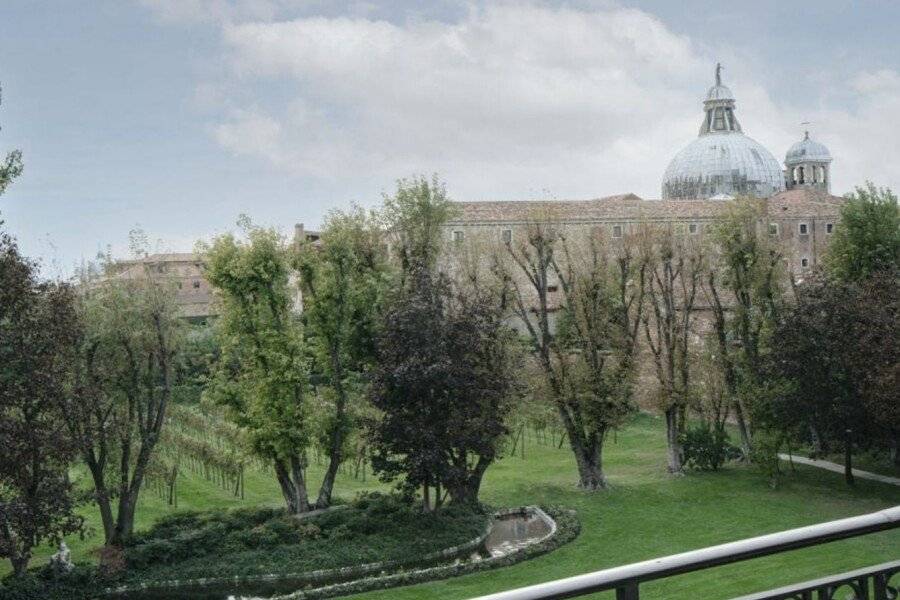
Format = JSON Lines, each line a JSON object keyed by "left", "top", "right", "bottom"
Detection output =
{"left": 101, "top": 507, "right": 494, "bottom": 598}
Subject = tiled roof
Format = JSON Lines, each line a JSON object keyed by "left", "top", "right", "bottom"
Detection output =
{"left": 448, "top": 189, "right": 842, "bottom": 224}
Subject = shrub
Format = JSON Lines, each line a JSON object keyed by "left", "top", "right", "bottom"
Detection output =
{"left": 750, "top": 430, "right": 785, "bottom": 489}
{"left": 680, "top": 424, "right": 741, "bottom": 471}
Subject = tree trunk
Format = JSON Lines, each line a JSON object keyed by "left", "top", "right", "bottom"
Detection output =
{"left": 110, "top": 493, "right": 137, "bottom": 545}
{"left": 844, "top": 429, "right": 855, "bottom": 487}
{"left": 316, "top": 432, "right": 343, "bottom": 510}
{"left": 891, "top": 430, "right": 899, "bottom": 470}
{"left": 733, "top": 400, "right": 752, "bottom": 457}
{"left": 316, "top": 349, "right": 349, "bottom": 509}
{"left": 567, "top": 429, "right": 607, "bottom": 490}
{"left": 809, "top": 423, "right": 824, "bottom": 458}
{"left": 665, "top": 407, "right": 683, "bottom": 474}
{"left": 274, "top": 456, "right": 310, "bottom": 514}
{"left": 422, "top": 478, "right": 431, "bottom": 513}
{"left": 86, "top": 461, "right": 115, "bottom": 543}
{"left": 10, "top": 552, "right": 29, "bottom": 578}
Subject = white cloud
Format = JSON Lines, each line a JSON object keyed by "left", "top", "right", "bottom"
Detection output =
{"left": 206, "top": 4, "right": 712, "bottom": 199}
{"left": 191, "top": 2, "right": 900, "bottom": 200}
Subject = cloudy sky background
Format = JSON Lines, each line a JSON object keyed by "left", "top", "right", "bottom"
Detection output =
{"left": 2, "top": 0, "right": 900, "bottom": 274}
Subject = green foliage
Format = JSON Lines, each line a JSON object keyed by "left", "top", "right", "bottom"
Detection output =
{"left": 121, "top": 493, "right": 485, "bottom": 582}
{"left": 0, "top": 84, "right": 24, "bottom": 196}
{"left": 380, "top": 175, "right": 458, "bottom": 274}
{"left": 0, "top": 229, "right": 83, "bottom": 575}
{"left": 370, "top": 267, "right": 519, "bottom": 507}
{"left": 294, "top": 206, "right": 391, "bottom": 507}
{"left": 826, "top": 182, "right": 900, "bottom": 281}
{"left": 203, "top": 224, "right": 312, "bottom": 512}
{"left": 71, "top": 266, "right": 183, "bottom": 544}
{"left": 0, "top": 564, "right": 103, "bottom": 600}
{"left": 748, "top": 430, "right": 785, "bottom": 489}
{"left": 680, "top": 424, "right": 741, "bottom": 471}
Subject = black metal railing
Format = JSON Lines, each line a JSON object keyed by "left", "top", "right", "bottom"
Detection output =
{"left": 470, "top": 506, "right": 900, "bottom": 600}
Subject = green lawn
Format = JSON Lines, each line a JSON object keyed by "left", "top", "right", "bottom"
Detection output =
{"left": 10, "top": 413, "right": 900, "bottom": 600}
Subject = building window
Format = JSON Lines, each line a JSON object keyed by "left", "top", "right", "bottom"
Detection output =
{"left": 502, "top": 229, "right": 512, "bottom": 244}
{"left": 800, "top": 257, "right": 809, "bottom": 268}
{"left": 612, "top": 225, "right": 623, "bottom": 238}
{"left": 798, "top": 223, "right": 808, "bottom": 235}
{"left": 192, "top": 280, "right": 201, "bottom": 289}
{"left": 689, "top": 223, "right": 699, "bottom": 235}
{"left": 453, "top": 230, "right": 464, "bottom": 243}
{"left": 768, "top": 223, "right": 779, "bottom": 236}
{"left": 826, "top": 223, "right": 833, "bottom": 234}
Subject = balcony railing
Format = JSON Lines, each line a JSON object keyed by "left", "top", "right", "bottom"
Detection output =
{"left": 471, "top": 506, "right": 900, "bottom": 600}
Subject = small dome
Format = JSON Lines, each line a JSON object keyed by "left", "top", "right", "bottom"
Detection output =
{"left": 706, "top": 84, "right": 734, "bottom": 102}
{"left": 663, "top": 133, "right": 786, "bottom": 200}
{"left": 785, "top": 132, "right": 832, "bottom": 165}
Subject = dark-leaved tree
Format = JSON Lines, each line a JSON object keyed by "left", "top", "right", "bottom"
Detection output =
{"left": 0, "top": 229, "right": 83, "bottom": 576}
{"left": 369, "top": 266, "right": 517, "bottom": 509}
{"left": 767, "top": 270, "right": 898, "bottom": 483}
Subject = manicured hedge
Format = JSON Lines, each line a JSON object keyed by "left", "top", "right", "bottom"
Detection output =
{"left": 274, "top": 506, "right": 580, "bottom": 600}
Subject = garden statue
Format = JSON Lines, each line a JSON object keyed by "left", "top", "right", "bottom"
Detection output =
{"left": 49, "top": 541, "right": 74, "bottom": 577}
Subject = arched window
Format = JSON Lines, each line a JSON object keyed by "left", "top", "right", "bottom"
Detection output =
{"left": 798, "top": 166, "right": 805, "bottom": 184}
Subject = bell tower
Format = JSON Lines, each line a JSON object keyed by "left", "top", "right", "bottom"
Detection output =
{"left": 785, "top": 130, "right": 833, "bottom": 193}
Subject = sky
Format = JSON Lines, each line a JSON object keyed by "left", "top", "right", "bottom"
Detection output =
{"left": 2, "top": 0, "right": 900, "bottom": 276}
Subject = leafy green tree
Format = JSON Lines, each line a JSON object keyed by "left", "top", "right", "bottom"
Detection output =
{"left": 294, "top": 207, "right": 390, "bottom": 508}
{"left": 0, "top": 230, "right": 83, "bottom": 576}
{"left": 369, "top": 266, "right": 518, "bottom": 508}
{"left": 826, "top": 182, "right": 900, "bottom": 281}
{"left": 380, "top": 175, "right": 457, "bottom": 277}
{"left": 204, "top": 225, "right": 315, "bottom": 514}
{"left": 0, "top": 84, "right": 24, "bottom": 196}
{"left": 63, "top": 267, "right": 182, "bottom": 545}
{"left": 704, "top": 198, "right": 785, "bottom": 455}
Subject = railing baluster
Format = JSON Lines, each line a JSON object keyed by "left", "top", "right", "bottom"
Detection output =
{"left": 616, "top": 583, "right": 639, "bottom": 600}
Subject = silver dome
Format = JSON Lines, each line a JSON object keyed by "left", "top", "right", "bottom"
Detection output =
{"left": 663, "top": 133, "right": 786, "bottom": 200}
{"left": 785, "top": 132, "right": 832, "bottom": 165}
{"left": 662, "top": 63, "right": 785, "bottom": 200}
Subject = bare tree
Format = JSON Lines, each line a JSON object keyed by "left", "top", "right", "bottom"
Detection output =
{"left": 500, "top": 217, "right": 646, "bottom": 489}
{"left": 642, "top": 229, "right": 704, "bottom": 474}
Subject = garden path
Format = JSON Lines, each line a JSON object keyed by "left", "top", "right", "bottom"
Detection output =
{"left": 778, "top": 454, "right": 900, "bottom": 486}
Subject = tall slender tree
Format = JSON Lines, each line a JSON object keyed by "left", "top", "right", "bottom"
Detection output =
{"left": 501, "top": 217, "right": 646, "bottom": 489}
{"left": 294, "top": 207, "right": 390, "bottom": 508}
{"left": 704, "top": 199, "right": 784, "bottom": 455}
{"left": 204, "top": 225, "right": 315, "bottom": 514}
{"left": 642, "top": 229, "right": 703, "bottom": 474}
